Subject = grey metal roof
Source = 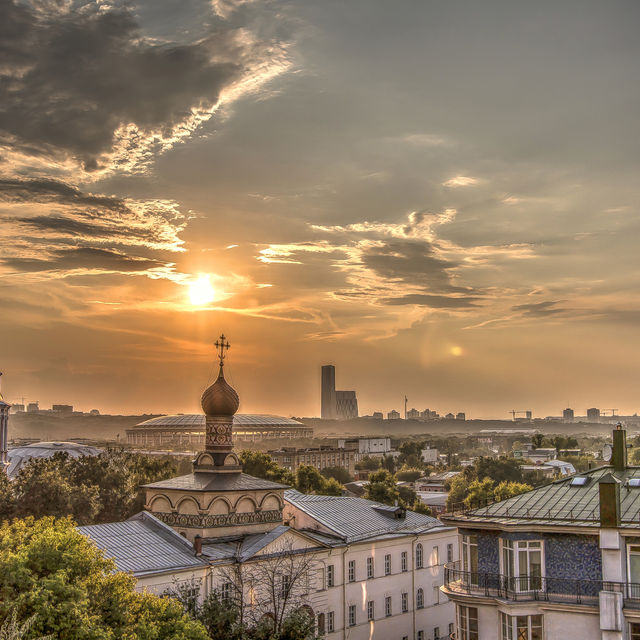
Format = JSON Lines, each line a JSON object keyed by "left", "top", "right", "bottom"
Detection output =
{"left": 445, "top": 465, "right": 640, "bottom": 529}
{"left": 284, "top": 489, "right": 447, "bottom": 543}
{"left": 143, "top": 471, "right": 288, "bottom": 492}
{"left": 78, "top": 511, "right": 208, "bottom": 575}
{"left": 7, "top": 441, "right": 102, "bottom": 478}
{"left": 133, "top": 414, "right": 304, "bottom": 429}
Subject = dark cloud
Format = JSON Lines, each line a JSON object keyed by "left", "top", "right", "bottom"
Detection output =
{"left": 360, "top": 240, "right": 466, "bottom": 293}
{"left": 0, "top": 178, "right": 129, "bottom": 212}
{"left": 1, "top": 247, "right": 165, "bottom": 273}
{"left": 382, "top": 294, "right": 480, "bottom": 308}
{"left": 0, "top": 0, "right": 282, "bottom": 172}
{"left": 512, "top": 300, "right": 566, "bottom": 317}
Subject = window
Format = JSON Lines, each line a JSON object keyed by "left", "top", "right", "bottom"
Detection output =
{"left": 327, "top": 564, "right": 335, "bottom": 587}
{"left": 401, "top": 550, "right": 408, "bottom": 572}
{"left": 432, "top": 545, "right": 440, "bottom": 566}
{"left": 385, "top": 554, "right": 392, "bottom": 575}
{"left": 432, "top": 582, "right": 440, "bottom": 605}
{"left": 416, "top": 587, "right": 424, "bottom": 609}
{"left": 401, "top": 592, "right": 408, "bottom": 613}
{"left": 317, "top": 613, "right": 325, "bottom": 635}
{"left": 327, "top": 611, "right": 335, "bottom": 633}
{"left": 367, "top": 600, "right": 375, "bottom": 621}
{"left": 317, "top": 566, "right": 325, "bottom": 591}
{"left": 417, "top": 631, "right": 424, "bottom": 640}
{"left": 628, "top": 545, "right": 640, "bottom": 592}
{"left": 500, "top": 613, "right": 543, "bottom": 640}
{"left": 501, "top": 539, "right": 543, "bottom": 592}
{"left": 416, "top": 543, "right": 424, "bottom": 569}
{"left": 348, "top": 560, "right": 355, "bottom": 583}
{"left": 447, "top": 543, "right": 454, "bottom": 563}
{"left": 348, "top": 604, "right": 356, "bottom": 627}
{"left": 434, "top": 627, "right": 440, "bottom": 640}
{"left": 458, "top": 605, "right": 478, "bottom": 640}
{"left": 280, "top": 574, "right": 290, "bottom": 599}
{"left": 219, "top": 582, "right": 232, "bottom": 602}
{"left": 367, "top": 556, "right": 374, "bottom": 579}
{"left": 449, "top": 622, "right": 455, "bottom": 636}
{"left": 385, "top": 595, "right": 392, "bottom": 617}
{"left": 462, "top": 534, "right": 478, "bottom": 586}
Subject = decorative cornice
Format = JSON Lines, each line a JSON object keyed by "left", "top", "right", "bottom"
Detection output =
{"left": 155, "top": 509, "right": 283, "bottom": 529}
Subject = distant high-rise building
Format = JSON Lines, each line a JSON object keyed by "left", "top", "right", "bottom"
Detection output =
{"left": 336, "top": 390, "right": 358, "bottom": 420}
{"left": 587, "top": 407, "right": 600, "bottom": 421}
{"left": 52, "top": 404, "right": 73, "bottom": 413}
{"left": 456, "top": 412, "right": 466, "bottom": 420}
{"left": 26, "top": 402, "right": 39, "bottom": 413}
{"left": 445, "top": 412, "right": 455, "bottom": 420}
{"left": 10, "top": 404, "right": 24, "bottom": 413}
{"left": 387, "top": 409, "right": 400, "bottom": 420}
{"left": 372, "top": 411, "right": 383, "bottom": 420}
{"left": 563, "top": 408, "right": 574, "bottom": 421}
{"left": 321, "top": 365, "right": 358, "bottom": 420}
{"left": 525, "top": 410, "right": 532, "bottom": 420}
{"left": 321, "top": 365, "right": 336, "bottom": 419}
{"left": 420, "top": 409, "right": 431, "bottom": 418}
{"left": 407, "top": 408, "right": 420, "bottom": 419}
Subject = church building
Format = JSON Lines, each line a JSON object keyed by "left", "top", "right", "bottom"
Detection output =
{"left": 81, "top": 336, "right": 458, "bottom": 639}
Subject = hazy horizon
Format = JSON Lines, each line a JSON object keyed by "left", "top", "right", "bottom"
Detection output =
{"left": 2, "top": 1, "right": 640, "bottom": 419}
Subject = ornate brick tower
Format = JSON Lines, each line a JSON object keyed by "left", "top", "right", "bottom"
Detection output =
{"left": 143, "top": 335, "right": 287, "bottom": 540}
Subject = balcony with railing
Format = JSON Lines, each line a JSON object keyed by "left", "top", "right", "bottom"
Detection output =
{"left": 443, "top": 561, "right": 640, "bottom": 607}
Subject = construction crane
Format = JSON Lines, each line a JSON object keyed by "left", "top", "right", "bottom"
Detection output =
{"left": 602, "top": 409, "right": 618, "bottom": 416}
{"left": 510, "top": 410, "right": 533, "bottom": 421}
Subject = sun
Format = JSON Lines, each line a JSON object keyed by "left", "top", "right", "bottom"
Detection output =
{"left": 188, "top": 275, "right": 216, "bottom": 306}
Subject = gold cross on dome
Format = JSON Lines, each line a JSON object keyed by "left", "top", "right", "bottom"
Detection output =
{"left": 215, "top": 334, "right": 230, "bottom": 366}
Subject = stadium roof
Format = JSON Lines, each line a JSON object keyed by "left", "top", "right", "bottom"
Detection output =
{"left": 132, "top": 414, "right": 304, "bottom": 429}
{"left": 7, "top": 441, "right": 102, "bottom": 478}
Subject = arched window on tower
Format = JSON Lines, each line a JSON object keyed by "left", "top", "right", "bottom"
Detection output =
{"left": 416, "top": 543, "right": 424, "bottom": 569}
{"left": 416, "top": 587, "right": 424, "bottom": 609}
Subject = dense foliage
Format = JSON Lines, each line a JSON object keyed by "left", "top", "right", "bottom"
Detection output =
{"left": 0, "top": 450, "right": 176, "bottom": 524}
{"left": 0, "top": 517, "right": 208, "bottom": 640}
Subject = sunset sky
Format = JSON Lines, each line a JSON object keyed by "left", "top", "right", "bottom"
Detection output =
{"left": 2, "top": 0, "right": 640, "bottom": 419}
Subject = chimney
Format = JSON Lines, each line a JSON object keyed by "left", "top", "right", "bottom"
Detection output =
{"left": 599, "top": 473, "right": 621, "bottom": 528}
{"left": 194, "top": 534, "right": 202, "bottom": 556}
{"left": 612, "top": 423, "right": 627, "bottom": 472}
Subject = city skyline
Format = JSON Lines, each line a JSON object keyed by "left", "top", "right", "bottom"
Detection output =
{"left": 3, "top": 1, "right": 640, "bottom": 418}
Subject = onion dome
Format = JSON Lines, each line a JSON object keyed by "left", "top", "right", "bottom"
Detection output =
{"left": 201, "top": 368, "right": 239, "bottom": 417}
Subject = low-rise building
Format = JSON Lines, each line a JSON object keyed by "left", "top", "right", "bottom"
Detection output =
{"left": 441, "top": 425, "right": 640, "bottom": 640}
{"left": 388, "top": 410, "right": 400, "bottom": 420}
{"left": 269, "top": 446, "right": 357, "bottom": 476}
{"left": 421, "top": 447, "right": 440, "bottom": 464}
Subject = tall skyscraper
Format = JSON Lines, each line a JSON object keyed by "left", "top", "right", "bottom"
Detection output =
{"left": 321, "top": 365, "right": 337, "bottom": 419}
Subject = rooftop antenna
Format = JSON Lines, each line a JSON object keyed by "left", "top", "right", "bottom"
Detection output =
{"left": 404, "top": 395, "right": 408, "bottom": 420}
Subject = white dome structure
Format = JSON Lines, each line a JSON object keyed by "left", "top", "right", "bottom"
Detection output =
{"left": 7, "top": 441, "right": 102, "bottom": 478}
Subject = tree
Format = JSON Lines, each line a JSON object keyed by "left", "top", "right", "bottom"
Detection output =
{"left": 364, "top": 469, "right": 398, "bottom": 505}
{"left": 320, "top": 466, "right": 352, "bottom": 484}
{"left": 446, "top": 474, "right": 470, "bottom": 510}
{"left": 531, "top": 433, "right": 546, "bottom": 450}
{"left": 395, "top": 468, "right": 422, "bottom": 482}
{"left": 493, "top": 480, "right": 532, "bottom": 502}
{"left": 0, "top": 612, "right": 51, "bottom": 640}
{"left": 9, "top": 449, "right": 177, "bottom": 524}
{"left": 0, "top": 473, "right": 16, "bottom": 521}
{"left": 295, "top": 465, "right": 328, "bottom": 494}
{"left": 381, "top": 454, "right": 397, "bottom": 473}
{"left": 464, "top": 478, "right": 494, "bottom": 508}
{"left": 239, "top": 451, "right": 294, "bottom": 486}
{"left": 474, "top": 457, "right": 524, "bottom": 484}
{"left": 355, "top": 456, "right": 380, "bottom": 471}
{"left": 0, "top": 516, "right": 208, "bottom": 640}
{"left": 322, "top": 477, "right": 344, "bottom": 496}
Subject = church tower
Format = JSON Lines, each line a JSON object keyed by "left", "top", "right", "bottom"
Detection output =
{"left": 143, "top": 336, "right": 287, "bottom": 541}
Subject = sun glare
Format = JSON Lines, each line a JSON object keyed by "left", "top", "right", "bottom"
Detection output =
{"left": 189, "top": 275, "right": 216, "bottom": 306}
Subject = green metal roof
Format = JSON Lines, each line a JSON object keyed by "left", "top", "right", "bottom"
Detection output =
{"left": 443, "top": 465, "right": 640, "bottom": 529}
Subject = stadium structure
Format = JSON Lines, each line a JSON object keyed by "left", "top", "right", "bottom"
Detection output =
{"left": 125, "top": 414, "right": 313, "bottom": 447}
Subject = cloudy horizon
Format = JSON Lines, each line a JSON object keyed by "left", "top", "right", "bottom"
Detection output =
{"left": 2, "top": 0, "right": 640, "bottom": 419}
